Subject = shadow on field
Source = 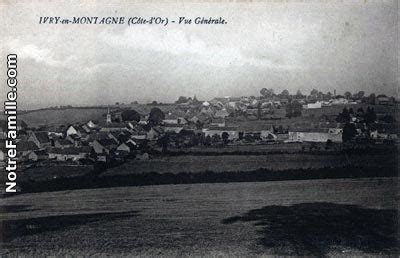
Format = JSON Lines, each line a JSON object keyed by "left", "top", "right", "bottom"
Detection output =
{"left": 0, "top": 210, "right": 139, "bottom": 243}
{"left": 0, "top": 205, "right": 37, "bottom": 213}
{"left": 222, "top": 202, "right": 399, "bottom": 256}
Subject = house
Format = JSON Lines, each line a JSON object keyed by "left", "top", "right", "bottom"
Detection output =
{"left": 260, "top": 130, "right": 277, "bottom": 140}
{"left": 48, "top": 126, "right": 65, "bottom": 138}
{"left": 66, "top": 125, "right": 80, "bottom": 137}
{"left": 303, "top": 101, "right": 322, "bottom": 109}
{"left": 147, "top": 126, "right": 164, "bottom": 140}
{"left": 203, "top": 126, "right": 239, "bottom": 140}
{"left": 99, "top": 122, "right": 127, "bottom": 132}
{"left": 65, "top": 134, "right": 82, "bottom": 146}
{"left": 28, "top": 150, "right": 48, "bottom": 161}
{"left": 87, "top": 132, "right": 112, "bottom": 142}
{"left": 376, "top": 95, "right": 390, "bottom": 105}
{"left": 91, "top": 139, "right": 117, "bottom": 154}
{"left": 214, "top": 109, "right": 230, "bottom": 118}
{"left": 210, "top": 118, "right": 225, "bottom": 127}
{"left": 116, "top": 140, "right": 137, "bottom": 155}
{"left": 87, "top": 120, "right": 97, "bottom": 129}
{"left": 18, "top": 141, "right": 40, "bottom": 156}
{"left": 163, "top": 113, "right": 187, "bottom": 125}
{"left": 369, "top": 123, "right": 398, "bottom": 140}
{"left": 188, "top": 116, "right": 200, "bottom": 124}
{"left": 17, "top": 120, "right": 28, "bottom": 131}
{"left": 288, "top": 128, "right": 342, "bottom": 143}
{"left": 54, "top": 138, "right": 74, "bottom": 149}
{"left": 163, "top": 124, "right": 183, "bottom": 134}
{"left": 28, "top": 131, "right": 51, "bottom": 148}
{"left": 0, "top": 148, "right": 5, "bottom": 163}
{"left": 48, "top": 147, "right": 92, "bottom": 161}
{"left": 138, "top": 117, "right": 148, "bottom": 125}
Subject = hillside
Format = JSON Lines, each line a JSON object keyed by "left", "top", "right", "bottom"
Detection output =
{"left": 1, "top": 104, "right": 180, "bottom": 127}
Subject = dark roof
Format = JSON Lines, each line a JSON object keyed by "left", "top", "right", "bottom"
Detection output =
{"left": 210, "top": 117, "right": 225, "bottom": 123}
{"left": 56, "top": 139, "right": 73, "bottom": 145}
{"left": 98, "top": 138, "right": 118, "bottom": 146}
{"left": 152, "top": 126, "right": 165, "bottom": 133}
{"left": 33, "top": 150, "right": 48, "bottom": 156}
{"left": 163, "top": 124, "right": 182, "bottom": 128}
{"left": 125, "top": 141, "right": 137, "bottom": 149}
{"left": 49, "top": 146, "right": 92, "bottom": 155}
{"left": 34, "top": 131, "right": 50, "bottom": 143}
{"left": 206, "top": 126, "right": 238, "bottom": 131}
{"left": 18, "top": 141, "right": 39, "bottom": 151}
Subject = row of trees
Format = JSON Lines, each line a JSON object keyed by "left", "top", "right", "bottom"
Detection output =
{"left": 120, "top": 107, "right": 165, "bottom": 125}
{"left": 260, "top": 88, "right": 377, "bottom": 102}
{"left": 336, "top": 107, "right": 377, "bottom": 124}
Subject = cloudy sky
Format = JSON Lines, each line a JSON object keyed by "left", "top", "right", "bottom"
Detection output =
{"left": 0, "top": 0, "right": 398, "bottom": 109}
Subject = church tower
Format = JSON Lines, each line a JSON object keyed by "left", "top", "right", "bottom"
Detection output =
{"left": 106, "top": 108, "right": 112, "bottom": 124}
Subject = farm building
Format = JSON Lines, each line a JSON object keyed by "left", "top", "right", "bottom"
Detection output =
{"left": 28, "top": 131, "right": 51, "bottom": 148}
{"left": 203, "top": 126, "right": 239, "bottom": 140}
{"left": 303, "top": 101, "right": 322, "bottom": 109}
{"left": 28, "top": 150, "right": 48, "bottom": 161}
{"left": 288, "top": 128, "right": 342, "bottom": 143}
{"left": 163, "top": 124, "right": 183, "bottom": 134}
{"left": 48, "top": 147, "right": 91, "bottom": 161}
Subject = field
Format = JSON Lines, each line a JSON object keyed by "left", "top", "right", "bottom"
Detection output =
{"left": 101, "top": 153, "right": 395, "bottom": 176}
{"left": 10, "top": 104, "right": 181, "bottom": 127}
{"left": 0, "top": 178, "right": 398, "bottom": 256}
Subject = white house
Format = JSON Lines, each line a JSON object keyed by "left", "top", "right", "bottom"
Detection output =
{"left": 288, "top": 128, "right": 342, "bottom": 143}
{"left": 303, "top": 101, "right": 322, "bottom": 109}
{"left": 203, "top": 126, "right": 239, "bottom": 140}
{"left": 66, "top": 125, "right": 80, "bottom": 137}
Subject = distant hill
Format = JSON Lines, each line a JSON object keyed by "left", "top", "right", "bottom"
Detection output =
{"left": 0, "top": 104, "right": 181, "bottom": 127}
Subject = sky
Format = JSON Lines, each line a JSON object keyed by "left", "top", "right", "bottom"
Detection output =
{"left": 0, "top": 0, "right": 398, "bottom": 110}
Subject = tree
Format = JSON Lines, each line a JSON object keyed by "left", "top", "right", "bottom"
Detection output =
{"left": 286, "top": 100, "right": 302, "bottom": 118}
{"left": 344, "top": 91, "right": 352, "bottom": 99}
{"left": 336, "top": 107, "right": 350, "bottom": 123}
{"left": 221, "top": 132, "right": 229, "bottom": 143}
{"left": 157, "top": 134, "right": 170, "bottom": 152}
{"left": 175, "top": 96, "right": 188, "bottom": 104}
{"left": 296, "top": 90, "right": 303, "bottom": 98}
{"left": 121, "top": 109, "right": 140, "bottom": 122}
{"left": 325, "top": 139, "right": 333, "bottom": 150}
{"left": 365, "top": 107, "right": 377, "bottom": 124}
{"left": 368, "top": 94, "right": 376, "bottom": 105}
{"left": 280, "top": 89, "right": 289, "bottom": 97}
{"left": 353, "top": 91, "right": 365, "bottom": 99}
{"left": 342, "top": 123, "right": 357, "bottom": 142}
{"left": 325, "top": 91, "right": 333, "bottom": 100}
{"left": 148, "top": 107, "right": 165, "bottom": 125}
{"left": 310, "top": 89, "right": 319, "bottom": 97}
{"left": 260, "top": 88, "right": 274, "bottom": 98}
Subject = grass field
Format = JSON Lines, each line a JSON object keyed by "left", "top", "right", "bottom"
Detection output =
{"left": 101, "top": 153, "right": 395, "bottom": 176}
{"left": 1, "top": 178, "right": 398, "bottom": 256}
{"left": 11, "top": 104, "right": 181, "bottom": 127}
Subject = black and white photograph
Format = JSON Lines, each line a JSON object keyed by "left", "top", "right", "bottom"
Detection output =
{"left": 0, "top": 0, "right": 399, "bottom": 256}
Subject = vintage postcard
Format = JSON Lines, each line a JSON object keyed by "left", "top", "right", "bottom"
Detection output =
{"left": 0, "top": 0, "right": 398, "bottom": 256}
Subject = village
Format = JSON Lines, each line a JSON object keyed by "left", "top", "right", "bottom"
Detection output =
{"left": 0, "top": 88, "right": 397, "bottom": 171}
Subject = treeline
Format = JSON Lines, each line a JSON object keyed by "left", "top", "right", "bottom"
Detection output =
{"left": 11, "top": 164, "right": 398, "bottom": 195}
